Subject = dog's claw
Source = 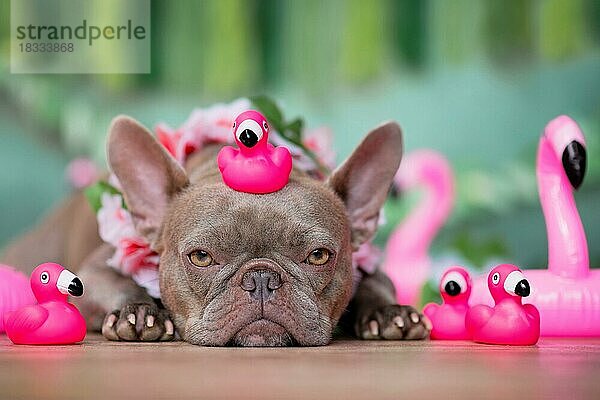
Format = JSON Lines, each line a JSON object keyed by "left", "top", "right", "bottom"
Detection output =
{"left": 102, "top": 303, "right": 175, "bottom": 342}
{"left": 165, "top": 320, "right": 174, "bottom": 336}
{"left": 393, "top": 316, "right": 404, "bottom": 329}
{"left": 106, "top": 314, "right": 117, "bottom": 328}
{"left": 410, "top": 312, "right": 420, "bottom": 324}
{"left": 356, "top": 305, "right": 430, "bottom": 341}
{"left": 368, "top": 320, "right": 379, "bottom": 336}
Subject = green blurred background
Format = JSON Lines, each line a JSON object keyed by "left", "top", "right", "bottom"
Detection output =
{"left": 0, "top": 0, "right": 599, "bottom": 277}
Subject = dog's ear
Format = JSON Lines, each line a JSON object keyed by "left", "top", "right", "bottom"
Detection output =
{"left": 328, "top": 121, "right": 402, "bottom": 249}
{"left": 107, "top": 115, "right": 189, "bottom": 248}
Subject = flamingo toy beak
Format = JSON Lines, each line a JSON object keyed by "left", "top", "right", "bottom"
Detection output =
{"left": 57, "top": 269, "right": 85, "bottom": 297}
{"left": 513, "top": 279, "right": 531, "bottom": 297}
{"left": 562, "top": 140, "right": 586, "bottom": 189}
{"left": 239, "top": 128, "right": 259, "bottom": 147}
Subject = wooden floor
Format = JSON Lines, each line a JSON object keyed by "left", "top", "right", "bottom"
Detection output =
{"left": 1, "top": 334, "right": 600, "bottom": 400}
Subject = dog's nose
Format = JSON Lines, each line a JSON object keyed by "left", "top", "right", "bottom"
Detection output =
{"left": 241, "top": 270, "right": 282, "bottom": 301}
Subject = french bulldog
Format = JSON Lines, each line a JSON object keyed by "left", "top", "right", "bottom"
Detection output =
{"left": 2, "top": 115, "right": 430, "bottom": 346}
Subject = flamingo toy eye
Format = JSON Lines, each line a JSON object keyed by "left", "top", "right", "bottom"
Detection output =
{"left": 40, "top": 272, "right": 50, "bottom": 284}
{"left": 263, "top": 121, "right": 268, "bottom": 131}
{"left": 491, "top": 272, "right": 500, "bottom": 285}
{"left": 441, "top": 271, "right": 467, "bottom": 296}
{"left": 232, "top": 121, "right": 236, "bottom": 129}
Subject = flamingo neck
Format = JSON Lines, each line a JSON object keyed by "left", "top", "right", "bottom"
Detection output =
{"left": 34, "top": 292, "right": 68, "bottom": 303}
{"left": 386, "top": 172, "right": 454, "bottom": 261}
{"left": 238, "top": 140, "right": 268, "bottom": 156}
{"left": 537, "top": 137, "right": 589, "bottom": 278}
{"left": 495, "top": 296, "right": 523, "bottom": 307}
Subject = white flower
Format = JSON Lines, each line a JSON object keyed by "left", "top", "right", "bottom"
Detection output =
{"left": 97, "top": 193, "right": 137, "bottom": 246}
{"left": 131, "top": 267, "right": 161, "bottom": 299}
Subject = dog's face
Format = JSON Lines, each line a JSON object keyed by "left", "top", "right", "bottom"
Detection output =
{"left": 159, "top": 172, "right": 352, "bottom": 346}
{"left": 107, "top": 116, "right": 402, "bottom": 346}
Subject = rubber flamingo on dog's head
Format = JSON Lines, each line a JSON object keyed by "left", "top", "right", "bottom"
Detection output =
{"left": 470, "top": 115, "right": 600, "bottom": 336}
{"left": 218, "top": 110, "right": 293, "bottom": 194}
{"left": 383, "top": 150, "right": 455, "bottom": 306}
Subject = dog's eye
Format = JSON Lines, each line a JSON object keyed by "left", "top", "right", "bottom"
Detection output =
{"left": 306, "top": 248, "right": 331, "bottom": 265}
{"left": 188, "top": 250, "right": 214, "bottom": 268}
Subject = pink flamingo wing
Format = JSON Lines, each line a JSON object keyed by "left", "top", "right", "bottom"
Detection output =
{"left": 5, "top": 305, "right": 48, "bottom": 333}
{"left": 271, "top": 147, "right": 292, "bottom": 170}
{"left": 217, "top": 146, "right": 237, "bottom": 172}
{"left": 422, "top": 303, "right": 438, "bottom": 319}
{"left": 523, "top": 304, "right": 540, "bottom": 321}
{"left": 465, "top": 305, "right": 493, "bottom": 332}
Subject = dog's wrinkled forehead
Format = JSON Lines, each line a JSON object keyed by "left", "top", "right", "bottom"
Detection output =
{"left": 165, "top": 173, "right": 349, "bottom": 259}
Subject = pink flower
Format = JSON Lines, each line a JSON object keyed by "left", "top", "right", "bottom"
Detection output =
{"left": 97, "top": 193, "right": 158, "bottom": 277}
{"left": 108, "top": 237, "right": 159, "bottom": 275}
{"left": 66, "top": 158, "right": 100, "bottom": 189}
{"left": 156, "top": 124, "right": 200, "bottom": 165}
{"left": 183, "top": 98, "right": 251, "bottom": 144}
{"left": 303, "top": 126, "right": 336, "bottom": 170}
{"left": 156, "top": 98, "right": 251, "bottom": 164}
{"left": 353, "top": 241, "right": 382, "bottom": 275}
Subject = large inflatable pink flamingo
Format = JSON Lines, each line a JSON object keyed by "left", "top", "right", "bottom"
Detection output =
{"left": 470, "top": 115, "right": 600, "bottom": 336}
{"left": 0, "top": 264, "right": 35, "bottom": 332}
{"left": 383, "top": 150, "right": 455, "bottom": 306}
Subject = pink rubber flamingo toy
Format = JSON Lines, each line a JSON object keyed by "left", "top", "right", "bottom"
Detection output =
{"left": 218, "top": 110, "right": 293, "bottom": 194}
{"left": 466, "top": 264, "right": 540, "bottom": 345}
{"left": 4, "top": 263, "right": 86, "bottom": 345}
{"left": 470, "top": 115, "right": 600, "bottom": 336}
{"left": 0, "top": 264, "right": 36, "bottom": 332}
{"left": 383, "top": 150, "right": 455, "bottom": 306}
{"left": 423, "top": 266, "right": 472, "bottom": 340}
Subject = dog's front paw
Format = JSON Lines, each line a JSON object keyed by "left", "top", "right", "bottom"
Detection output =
{"left": 102, "top": 303, "right": 175, "bottom": 342}
{"left": 356, "top": 305, "right": 431, "bottom": 340}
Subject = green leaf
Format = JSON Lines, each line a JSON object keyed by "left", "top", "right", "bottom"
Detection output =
{"left": 250, "top": 95, "right": 331, "bottom": 175}
{"left": 284, "top": 118, "right": 304, "bottom": 142}
{"left": 450, "top": 231, "right": 509, "bottom": 269}
{"left": 84, "top": 181, "right": 123, "bottom": 213}
{"left": 419, "top": 279, "right": 441, "bottom": 308}
{"left": 250, "top": 95, "right": 284, "bottom": 132}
